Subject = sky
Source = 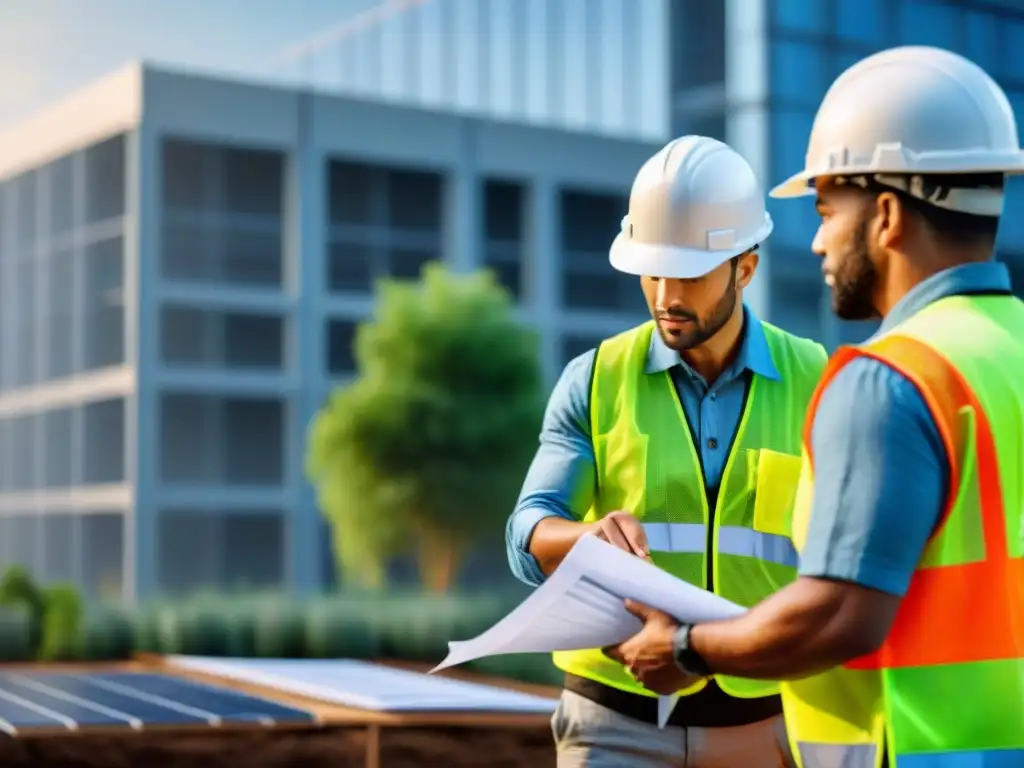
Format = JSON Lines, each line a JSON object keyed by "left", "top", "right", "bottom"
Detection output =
{"left": 0, "top": 0, "right": 379, "bottom": 129}
{"left": 0, "top": 0, "right": 667, "bottom": 140}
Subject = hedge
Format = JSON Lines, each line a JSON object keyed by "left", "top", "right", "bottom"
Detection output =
{"left": 0, "top": 579, "right": 561, "bottom": 687}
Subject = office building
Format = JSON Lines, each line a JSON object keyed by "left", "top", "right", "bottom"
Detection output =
{"left": 0, "top": 63, "right": 657, "bottom": 601}
{"left": 671, "top": 0, "right": 1024, "bottom": 345}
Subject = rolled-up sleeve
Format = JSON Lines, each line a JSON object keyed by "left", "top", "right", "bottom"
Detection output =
{"left": 505, "top": 350, "right": 598, "bottom": 586}
{"left": 798, "top": 357, "right": 949, "bottom": 597}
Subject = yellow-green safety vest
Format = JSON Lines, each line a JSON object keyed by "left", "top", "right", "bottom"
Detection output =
{"left": 553, "top": 319, "right": 827, "bottom": 699}
{"left": 784, "top": 294, "right": 1024, "bottom": 767}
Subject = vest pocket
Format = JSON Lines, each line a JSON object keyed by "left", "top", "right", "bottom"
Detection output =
{"left": 752, "top": 449, "right": 803, "bottom": 540}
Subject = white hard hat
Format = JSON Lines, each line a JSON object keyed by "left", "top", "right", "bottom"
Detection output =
{"left": 610, "top": 135, "right": 773, "bottom": 280}
{"left": 770, "top": 46, "right": 1024, "bottom": 216}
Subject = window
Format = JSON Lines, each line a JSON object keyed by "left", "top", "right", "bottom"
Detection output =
{"left": 46, "top": 247, "right": 75, "bottom": 380}
{"left": 996, "top": 19, "right": 1024, "bottom": 82}
{"left": 47, "top": 155, "right": 75, "bottom": 238}
{"left": 771, "top": 0, "right": 827, "bottom": 34}
{"left": 158, "top": 512, "right": 221, "bottom": 594}
{"left": 320, "top": 520, "right": 338, "bottom": 589}
{"left": 12, "top": 171, "right": 37, "bottom": 251}
{"left": 42, "top": 408, "right": 73, "bottom": 488}
{"left": 81, "top": 512, "right": 124, "bottom": 601}
{"left": 82, "top": 398, "right": 125, "bottom": 484}
{"left": 896, "top": 0, "right": 963, "bottom": 52}
{"left": 41, "top": 514, "right": 76, "bottom": 584}
{"left": 560, "top": 189, "right": 642, "bottom": 313}
{"left": 220, "top": 227, "right": 283, "bottom": 286}
{"left": 14, "top": 261, "right": 37, "bottom": 387}
{"left": 220, "top": 147, "right": 283, "bottom": 218}
{"left": 6, "top": 515, "right": 40, "bottom": 575}
{"left": 326, "top": 158, "right": 446, "bottom": 291}
{"left": 966, "top": 12, "right": 998, "bottom": 74}
{"left": 162, "top": 139, "right": 283, "bottom": 218}
{"left": 388, "top": 169, "right": 443, "bottom": 231}
{"left": 224, "top": 314, "right": 286, "bottom": 369}
{"left": 386, "top": 243, "right": 435, "bottom": 280}
{"left": 769, "top": 111, "right": 820, "bottom": 248}
{"left": 159, "top": 394, "right": 285, "bottom": 486}
{"left": 326, "top": 318, "right": 359, "bottom": 375}
{"left": 83, "top": 135, "right": 126, "bottom": 224}
{"left": 157, "top": 511, "right": 285, "bottom": 595}
{"left": 669, "top": 0, "right": 726, "bottom": 91}
{"left": 328, "top": 161, "right": 378, "bottom": 226}
{"left": 83, "top": 236, "right": 124, "bottom": 370}
{"left": 160, "top": 306, "right": 285, "bottom": 370}
{"left": 10, "top": 415, "right": 39, "bottom": 491}
{"left": 770, "top": 42, "right": 831, "bottom": 108}
{"left": 0, "top": 418, "right": 9, "bottom": 492}
{"left": 835, "top": 0, "right": 888, "bottom": 46}
{"left": 483, "top": 180, "right": 525, "bottom": 299}
{"left": 769, "top": 268, "right": 824, "bottom": 343}
{"left": 327, "top": 239, "right": 373, "bottom": 292}
{"left": 160, "top": 394, "right": 212, "bottom": 483}
{"left": 559, "top": 333, "right": 603, "bottom": 368}
{"left": 161, "top": 220, "right": 214, "bottom": 281}
{"left": 222, "top": 513, "right": 285, "bottom": 591}
{"left": 221, "top": 398, "right": 285, "bottom": 485}
{"left": 163, "top": 140, "right": 207, "bottom": 210}
{"left": 161, "top": 139, "right": 284, "bottom": 287}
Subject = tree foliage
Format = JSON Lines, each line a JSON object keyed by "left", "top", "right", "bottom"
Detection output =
{"left": 306, "top": 263, "right": 546, "bottom": 590}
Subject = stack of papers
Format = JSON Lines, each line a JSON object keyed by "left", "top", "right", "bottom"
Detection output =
{"left": 431, "top": 534, "right": 747, "bottom": 727}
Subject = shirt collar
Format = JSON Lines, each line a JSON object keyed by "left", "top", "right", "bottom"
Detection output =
{"left": 878, "top": 260, "right": 1012, "bottom": 335}
{"left": 645, "top": 304, "right": 781, "bottom": 383}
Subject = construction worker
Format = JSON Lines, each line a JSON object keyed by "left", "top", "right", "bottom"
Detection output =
{"left": 607, "top": 47, "right": 1024, "bottom": 767}
{"left": 505, "top": 135, "right": 827, "bottom": 767}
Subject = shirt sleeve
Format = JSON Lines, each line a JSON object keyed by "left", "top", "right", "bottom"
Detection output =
{"left": 797, "top": 356, "right": 949, "bottom": 596}
{"left": 505, "top": 349, "right": 598, "bottom": 586}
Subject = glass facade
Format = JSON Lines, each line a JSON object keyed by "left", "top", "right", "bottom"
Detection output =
{"left": 764, "top": 0, "right": 1024, "bottom": 347}
{"left": 0, "top": 134, "right": 129, "bottom": 599}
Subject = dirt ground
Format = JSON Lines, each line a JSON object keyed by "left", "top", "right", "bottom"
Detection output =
{"left": 0, "top": 724, "right": 556, "bottom": 768}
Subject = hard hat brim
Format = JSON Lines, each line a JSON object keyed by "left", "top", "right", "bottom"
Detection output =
{"left": 609, "top": 215, "right": 772, "bottom": 279}
{"left": 769, "top": 171, "right": 815, "bottom": 199}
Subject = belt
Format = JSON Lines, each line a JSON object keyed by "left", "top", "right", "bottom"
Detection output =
{"left": 563, "top": 673, "right": 782, "bottom": 729}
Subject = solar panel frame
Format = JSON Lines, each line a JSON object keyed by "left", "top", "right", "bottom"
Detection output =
{"left": 166, "top": 656, "right": 559, "bottom": 715}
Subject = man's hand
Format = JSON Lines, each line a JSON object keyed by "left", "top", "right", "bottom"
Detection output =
{"left": 590, "top": 511, "right": 650, "bottom": 559}
{"left": 603, "top": 600, "right": 704, "bottom": 695}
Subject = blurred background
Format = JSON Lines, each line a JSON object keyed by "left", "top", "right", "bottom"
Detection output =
{"left": 0, "top": 0, "right": 1021, "bottom": 626}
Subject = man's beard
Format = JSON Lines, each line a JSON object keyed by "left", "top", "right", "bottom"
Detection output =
{"left": 831, "top": 222, "right": 880, "bottom": 321}
{"left": 656, "top": 270, "right": 738, "bottom": 351}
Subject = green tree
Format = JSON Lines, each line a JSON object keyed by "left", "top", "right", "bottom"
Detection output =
{"left": 307, "top": 263, "right": 545, "bottom": 592}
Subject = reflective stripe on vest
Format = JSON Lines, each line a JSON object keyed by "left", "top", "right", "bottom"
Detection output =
{"left": 552, "top": 319, "right": 827, "bottom": 700}
{"left": 782, "top": 295, "right": 1024, "bottom": 768}
{"left": 642, "top": 523, "right": 798, "bottom": 569}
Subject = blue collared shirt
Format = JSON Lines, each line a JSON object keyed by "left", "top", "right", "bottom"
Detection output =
{"left": 798, "top": 260, "right": 1014, "bottom": 596}
{"left": 505, "top": 306, "right": 780, "bottom": 586}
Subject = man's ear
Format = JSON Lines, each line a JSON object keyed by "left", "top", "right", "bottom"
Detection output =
{"left": 736, "top": 250, "right": 759, "bottom": 289}
{"left": 875, "top": 191, "right": 906, "bottom": 250}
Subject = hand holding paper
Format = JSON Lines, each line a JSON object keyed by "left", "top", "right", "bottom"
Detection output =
{"left": 431, "top": 534, "right": 747, "bottom": 727}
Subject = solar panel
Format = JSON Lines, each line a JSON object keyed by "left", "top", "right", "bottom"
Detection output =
{"left": 0, "top": 671, "right": 316, "bottom": 736}
{"left": 167, "top": 656, "right": 558, "bottom": 714}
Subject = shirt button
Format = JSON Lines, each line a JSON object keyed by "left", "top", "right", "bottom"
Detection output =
{"left": 707, "top": 438, "right": 718, "bottom": 449}
{"left": 709, "top": 392, "right": 717, "bottom": 401}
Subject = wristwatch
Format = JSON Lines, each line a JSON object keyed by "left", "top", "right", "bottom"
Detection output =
{"left": 673, "top": 623, "right": 711, "bottom": 677}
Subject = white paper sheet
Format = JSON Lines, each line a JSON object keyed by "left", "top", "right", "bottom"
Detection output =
{"left": 431, "top": 534, "right": 747, "bottom": 727}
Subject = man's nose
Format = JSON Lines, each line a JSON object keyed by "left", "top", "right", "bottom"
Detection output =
{"left": 811, "top": 226, "right": 826, "bottom": 257}
{"left": 656, "top": 278, "right": 685, "bottom": 308}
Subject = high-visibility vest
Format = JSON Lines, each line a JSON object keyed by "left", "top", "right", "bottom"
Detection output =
{"left": 553, "top": 320, "right": 827, "bottom": 699}
{"left": 783, "top": 293, "right": 1024, "bottom": 767}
